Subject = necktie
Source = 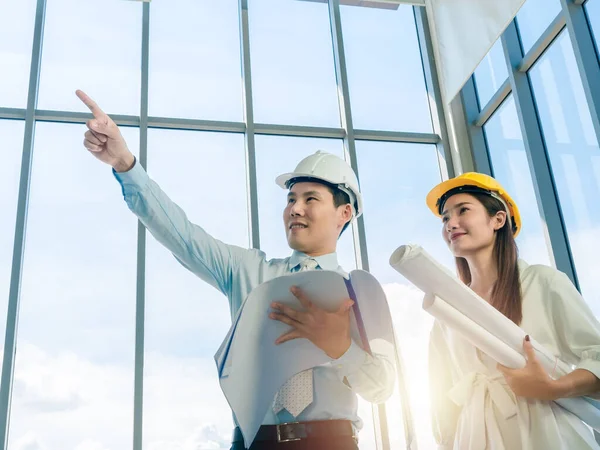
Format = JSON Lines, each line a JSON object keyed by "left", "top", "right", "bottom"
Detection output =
{"left": 272, "top": 258, "right": 318, "bottom": 417}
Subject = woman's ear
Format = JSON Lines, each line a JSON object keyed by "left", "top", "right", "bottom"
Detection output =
{"left": 494, "top": 210, "right": 507, "bottom": 230}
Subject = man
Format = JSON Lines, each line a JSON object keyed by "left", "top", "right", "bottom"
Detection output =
{"left": 76, "top": 90, "right": 395, "bottom": 450}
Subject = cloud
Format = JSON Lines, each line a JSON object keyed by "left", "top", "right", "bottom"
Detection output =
{"left": 8, "top": 343, "right": 233, "bottom": 450}
{"left": 12, "top": 432, "right": 47, "bottom": 450}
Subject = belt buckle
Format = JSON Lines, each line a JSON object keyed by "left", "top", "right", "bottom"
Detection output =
{"left": 276, "top": 422, "right": 306, "bottom": 443}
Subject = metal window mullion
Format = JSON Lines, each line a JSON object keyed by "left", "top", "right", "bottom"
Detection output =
{"left": 132, "top": 3, "right": 150, "bottom": 450}
{"left": 461, "top": 76, "right": 494, "bottom": 176}
{"left": 327, "top": 1, "right": 395, "bottom": 449}
{"left": 0, "top": 0, "right": 47, "bottom": 448}
{"left": 413, "top": 5, "right": 454, "bottom": 180}
{"left": 517, "top": 14, "right": 566, "bottom": 73}
{"left": 474, "top": 79, "right": 512, "bottom": 128}
{"left": 239, "top": 0, "right": 260, "bottom": 250}
{"left": 0, "top": 109, "right": 26, "bottom": 121}
{"left": 501, "top": 21, "right": 578, "bottom": 286}
{"left": 560, "top": 0, "right": 600, "bottom": 145}
{"left": 1, "top": 106, "right": 442, "bottom": 143}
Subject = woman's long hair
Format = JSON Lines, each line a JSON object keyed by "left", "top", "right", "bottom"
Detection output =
{"left": 454, "top": 193, "right": 523, "bottom": 324}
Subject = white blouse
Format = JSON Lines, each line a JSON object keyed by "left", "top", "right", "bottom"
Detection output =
{"left": 429, "top": 260, "right": 600, "bottom": 450}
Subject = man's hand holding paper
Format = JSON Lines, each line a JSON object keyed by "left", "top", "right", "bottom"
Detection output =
{"left": 214, "top": 269, "right": 397, "bottom": 446}
{"left": 270, "top": 286, "right": 354, "bottom": 359}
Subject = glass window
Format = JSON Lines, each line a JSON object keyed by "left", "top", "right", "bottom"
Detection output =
{"left": 529, "top": 31, "right": 600, "bottom": 315}
{"left": 516, "top": 0, "right": 562, "bottom": 54}
{"left": 586, "top": 0, "right": 600, "bottom": 59}
{"left": 149, "top": 0, "right": 242, "bottom": 121}
{"left": 474, "top": 39, "right": 509, "bottom": 108}
{"left": 356, "top": 141, "right": 451, "bottom": 450}
{"left": 0, "top": 120, "right": 25, "bottom": 378}
{"left": 37, "top": 0, "right": 142, "bottom": 115}
{"left": 144, "top": 129, "right": 247, "bottom": 447}
{"left": 249, "top": 0, "right": 340, "bottom": 128}
{"left": 341, "top": 5, "right": 432, "bottom": 133}
{"left": 255, "top": 135, "right": 357, "bottom": 271}
{"left": 0, "top": 0, "right": 36, "bottom": 108}
{"left": 9, "top": 123, "right": 139, "bottom": 449}
{"left": 483, "top": 96, "right": 552, "bottom": 266}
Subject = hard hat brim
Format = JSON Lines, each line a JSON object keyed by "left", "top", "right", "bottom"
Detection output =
{"left": 426, "top": 178, "right": 494, "bottom": 216}
{"left": 275, "top": 172, "right": 316, "bottom": 189}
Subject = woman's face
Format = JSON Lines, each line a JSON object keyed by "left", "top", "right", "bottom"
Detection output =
{"left": 440, "top": 193, "right": 506, "bottom": 258}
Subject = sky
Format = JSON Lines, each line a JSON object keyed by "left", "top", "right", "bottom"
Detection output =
{"left": 1, "top": 0, "right": 600, "bottom": 449}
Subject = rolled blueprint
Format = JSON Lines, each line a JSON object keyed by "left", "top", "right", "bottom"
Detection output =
{"left": 425, "top": 293, "right": 600, "bottom": 430}
{"left": 423, "top": 293, "right": 525, "bottom": 368}
{"left": 389, "top": 244, "right": 570, "bottom": 376}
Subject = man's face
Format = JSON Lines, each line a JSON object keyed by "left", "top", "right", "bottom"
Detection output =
{"left": 283, "top": 181, "right": 351, "bottom": 256}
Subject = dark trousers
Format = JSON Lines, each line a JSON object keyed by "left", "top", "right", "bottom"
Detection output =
{"left": 230, "top": 436, "right": 359, "bottom": 450}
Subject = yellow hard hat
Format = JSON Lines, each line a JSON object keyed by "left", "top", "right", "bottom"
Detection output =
{"left": 426, "top": 172, "right": 521, "bottom": 237}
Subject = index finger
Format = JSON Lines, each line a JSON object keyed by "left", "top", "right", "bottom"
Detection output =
{"left": 290, "top": 286, "right": 313, "bottom": 310}
{"left": 76, "top": 90, "right": 107, "bottom": 122}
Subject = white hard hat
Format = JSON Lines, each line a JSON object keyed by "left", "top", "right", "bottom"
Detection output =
{"left": 276, "top": 150, "right": 363, "bottom": 219}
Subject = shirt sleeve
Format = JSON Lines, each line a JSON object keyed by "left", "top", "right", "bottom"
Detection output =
{"left": 331, "top": 337, "right": 396, "bottom": 404}
{"left": 429, "top": 320, "right": 460, "bottom": 448}
{"left": 546, "top": 270, "right": 600, "bottom": 382}
{"left": 113, "top": 160, "right": 257, "bottom": 298}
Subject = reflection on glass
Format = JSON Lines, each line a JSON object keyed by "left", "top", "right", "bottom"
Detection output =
{"left": 474, "top": 39, "right": 509, "bottom": 108}
{"left": 356, "top": 141, "right": 450, "bottom": 450}
{"left": 530, "top": 31, "right": 600, "bottom": 315}
{"left": 516, "top": 0, "right": 562, "bottom": 53}
{"left": 144, "top": 129, "right": 247, "bottom": 448}
{"left": 483, "top": 96, "right": 551, "bottom": 266}
{"left": 149, "top": 0, "right": 242, "bottom": 121}
{"left": 0, "top": 0, "right": 36, "bottom": 108}
{"left": 0, "top": 120, "right": 25, "bottom": 379}
{"left": 249, "top": 0, "right": 340, "bottom": 127}
{"left": 9, "top": 123, "right": 139, "bottom": 449}
{"left": 585, "top": 0, "right": 600, "bottom": 60}
{"left": 37, "top": 0, "right": 142, "bottom": 115}
{"left": 341, "top": 5, "right": 432, "bottom": 133}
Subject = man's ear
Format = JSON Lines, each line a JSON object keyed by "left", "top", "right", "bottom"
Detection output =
{"left": 341, "top": 203, "right": 352, "bottom": 222}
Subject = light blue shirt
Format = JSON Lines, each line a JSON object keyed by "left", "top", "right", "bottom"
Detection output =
{"left": 113, "top": 161, "right": 395, "bottom": 431}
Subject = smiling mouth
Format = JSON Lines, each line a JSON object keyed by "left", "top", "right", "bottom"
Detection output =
{"left": 289, "top": 224, "right": 308, "bottom": 230}
{"left": 451, "top": 233, "right": 466, "bottom": 241}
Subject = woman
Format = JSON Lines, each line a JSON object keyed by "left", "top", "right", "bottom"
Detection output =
{"left": 426, "top": 172, "right": 600, "bottom": 449}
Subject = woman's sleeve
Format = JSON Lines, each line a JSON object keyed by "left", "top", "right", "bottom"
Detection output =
{"left": 547, "top": 270, "right": 600, "bottom": 383}
{"left": 429, "top": 320, "right": 461, "bottom": 449}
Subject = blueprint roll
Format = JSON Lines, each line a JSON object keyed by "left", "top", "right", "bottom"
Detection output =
{"left": 391, "top": 245, "right": 600, "bottom": 431}
{"left": 389, "top": 244, "right": 570, "bottom": 376}
{"left": 423, "top": 294, "right": 525, "bottom": 369}
{"left": 424, "top": 293, "right": 600, "bottom": 430}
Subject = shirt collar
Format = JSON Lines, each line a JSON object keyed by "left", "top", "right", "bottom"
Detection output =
{"left": 289, "top": 250, "right": 340, "bottom": 272}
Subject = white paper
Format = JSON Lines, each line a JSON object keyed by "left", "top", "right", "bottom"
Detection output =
{"left": 424, "top": 293, "right": 525, "bottom": 369}
{"left": 425, "top": 294, "right": 600, "bottom": 431}
{"left": 214, "top": 269, "right": 396, "bottom": 446}
{"left": 425, "top": 0, "right": 526, "bottom": 102}
{"left": 390, "top": 244, "right": 568, "bottom": 375}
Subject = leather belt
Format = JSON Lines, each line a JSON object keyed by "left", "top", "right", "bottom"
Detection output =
{"left": 232, "top": 420, "right": 356, "bottom": 444}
